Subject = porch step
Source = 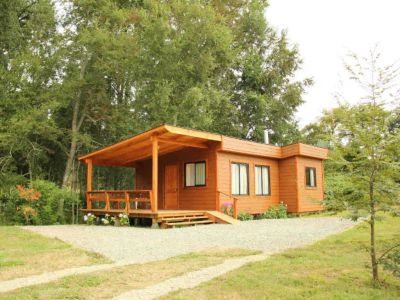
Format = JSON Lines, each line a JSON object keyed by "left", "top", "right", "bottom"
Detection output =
{"left": 159, "top": 212, "right": 215, "bottom": 228}
{"left": 164, "top": 219, "right": 214, "bottom": 228}
{"left": 160, "top": 215, "right": 207, "bottom": 221}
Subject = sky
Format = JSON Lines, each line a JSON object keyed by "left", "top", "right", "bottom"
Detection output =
{"left": 265, "top": 0, "right": 400, "bottom": 127}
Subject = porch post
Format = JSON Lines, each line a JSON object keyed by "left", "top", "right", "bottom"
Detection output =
{"left": 86, "top": 159, "right": 93, "bottom": 209}
{"left": 151, "top": 136, "right": 158, "bottom": 212}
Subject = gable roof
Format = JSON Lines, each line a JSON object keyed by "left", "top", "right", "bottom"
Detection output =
{"left": 79, "top": 124, "right": 328, "bottom": 166}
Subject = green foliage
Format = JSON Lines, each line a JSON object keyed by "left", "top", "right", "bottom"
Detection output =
{"left": 221, "top": 202, "right": 234, "bottom": 217}
{"left": 1, "top": 0, "right": 308, "bottom": 224}
{"left": 31, "top": 180, "right": 79, "bottom": 225}
{"left": 101, "top": 214, "right": 112, "bottom": 225}
{"left": 302, "top": 48, "right": 400, "bottom": 282}
{"left": 262, "top": 202, "right": 288, "bottom": 219}
{"left": 381, "top": 248, "right": 400, "bottom": 277}
{"left": 237, "top": 211, "right": 253, "bottom": 221}
{"left": 84, "top": 213, "right": 96, "bottom": 225}
{"left": 118, "top": 213, "right": 130, "bottom": 226}
{"left": 0, "top": 180, "right": 80, "bottom": 225}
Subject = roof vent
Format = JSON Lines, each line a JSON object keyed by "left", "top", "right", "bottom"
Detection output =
{"left": 263, "top": 129, "right": 269, "bottom": 144}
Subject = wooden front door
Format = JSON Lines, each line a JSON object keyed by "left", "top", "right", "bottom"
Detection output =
{"left": 164, "top": 164, "right": 179, "bottom": 209}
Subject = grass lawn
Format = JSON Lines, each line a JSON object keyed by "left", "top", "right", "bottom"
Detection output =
{"left": 0, "top": 226, "right": 109, "bottom": 281}
{"left": 1, "top": 248, "right": 260, "bottom": 300}
{"left": 163, "top": 216, "right": 400, "bottom": 300}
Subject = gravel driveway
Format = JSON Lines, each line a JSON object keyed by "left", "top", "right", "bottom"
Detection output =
{"left": 25, "top": 217, "right": 356, "bottom": 264}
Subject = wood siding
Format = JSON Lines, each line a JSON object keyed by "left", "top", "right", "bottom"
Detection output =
{"left": 135, "top": 147, "right": 217, "bottom": 211}
{"left": 221, "top": 136, "right": 281, "bottom": 158}
{"left": 216, "top": 151, "right": 280, "bottom": 214}
{"left": 296, "top": 156, "right": 324, "bottom": 212}
{"left": 281, "top": 143, "right": 328, "bottom": 160}
{"left": 278, "top": 157, "right": 299, "bottom": 213}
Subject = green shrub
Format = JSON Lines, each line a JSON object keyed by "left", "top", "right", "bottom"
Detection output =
{"left": 0, "top": 189, "right": 26, "bottom": 225}
{"left": 117, "top": 213, "right": 130, "bottom": 226}
{"left": 263, "top": 202, "right": 288, "bottom": 219}
{"left": 238, "top": 211, "right": 253, "bottom": 221}
{"left": 263, "top": 206, "right": 278, "bottom": 219}
{"left": 277, "top": 202, "right": 287, "bottom": 218}
{"left": 0, "top": 179, "right": 80, "bottom": 225}
{"left": 84, "top": 213, "right": 96, "bottom": 225}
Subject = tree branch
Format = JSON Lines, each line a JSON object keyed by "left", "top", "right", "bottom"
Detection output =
{"left": 377, "top": 243, "right": 400, "bottom": 262}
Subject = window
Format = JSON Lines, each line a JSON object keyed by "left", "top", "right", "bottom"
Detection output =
{"left": 231, "top": 163, "right": 249, "bottom": 195}
{"left": 184, "top": 161, "right": 206, "bottom": 187}
{"left": 255, "top": 165, "right": 270, "bottom": 195}
{"left": 306, "top": 167, "right": 317, "bottom": 187}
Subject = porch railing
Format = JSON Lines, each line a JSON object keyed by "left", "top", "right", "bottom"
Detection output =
{"left": 217, "top": 190, "right": 239, "bottom": 219}
{"left": 87, "top": 190, "right": 152, "bottom": 212}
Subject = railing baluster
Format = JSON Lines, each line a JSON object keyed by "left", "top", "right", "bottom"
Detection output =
{"left": 105, "top": 192, "right": 110, "bottom": 211}
{"left": 87, "top": 192, "right": 92, "bottom": 209}
{"left": 125, "top": 191, "right": 129, "bottom": 213}
{"left": 233, "top": 198, "right": 238, "bottom": 219}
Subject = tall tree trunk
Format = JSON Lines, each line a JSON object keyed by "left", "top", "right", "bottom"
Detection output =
{"left": 60, "top": 55, "right": 89, "bottom": 221}
{"left": 369, "top": 181, "right": 379, "bottom": 282}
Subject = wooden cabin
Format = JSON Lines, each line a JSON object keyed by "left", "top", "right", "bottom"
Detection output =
{"left": 79, "top": 125, "right": 328, "bottom": 227}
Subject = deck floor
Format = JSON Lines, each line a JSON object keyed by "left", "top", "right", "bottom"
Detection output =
{"left": 82, "top": 208, "right": 210, "bottom": 218}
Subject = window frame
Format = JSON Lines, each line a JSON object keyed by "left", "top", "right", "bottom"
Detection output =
{"left": 255, "top": 165, "right": 271, "bottom": 196}
{"left": 305, "top": 167, "right": 317, "bottom": 188}
{"left": 231, "top": 162, "right": 249, "bottom": 196}
{"left": 184, "top": 161, "right": 206, "bottom": 187}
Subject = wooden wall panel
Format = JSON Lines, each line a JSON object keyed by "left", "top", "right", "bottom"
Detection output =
{"left": 296, "top": 157, "right": 324, "bottom": 212}
{"left": 134, "top": 147, "right": 326, "bottom": 214}
{"left": 217, "top": 152, "right": 280, "bottom": 214}
{"left": 221, "top": 136, "right": 281, "bottom": 158}
{"left": 278, "top": 157, "right": 298, "bottom": 213}
{"left": 136, "top": 147, "right": 217, "bottom": 211}
{"left": 281, "top": 143, "right": 329, "bottom": 160}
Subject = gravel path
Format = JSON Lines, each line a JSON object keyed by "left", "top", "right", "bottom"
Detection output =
{"left": 113, "top": 254, "right": 269, "bottom": 300}
{"left": 25, "top": 217, "right": 356, "bottom": 264}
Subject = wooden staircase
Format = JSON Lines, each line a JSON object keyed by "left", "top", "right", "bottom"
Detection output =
{"left": 157, "top": 210, "right": 238, "bottom": 228}
{"left": 159, "top": 212, "right": 214, "bottom": 228}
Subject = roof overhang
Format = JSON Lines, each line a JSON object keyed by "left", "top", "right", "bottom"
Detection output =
{"left": 78, "top": 125, "right": 222, "bottom": 167}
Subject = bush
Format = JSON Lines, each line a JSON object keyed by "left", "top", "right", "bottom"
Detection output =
{"left": 0, "top": 188, "right": 26, "bottom": 224}
{"left": 84, "top": 213, "right": 96, "bottom": 225}
{"left": 263, "top": 202, "right": 288, "bottom": 219}
{"left": 238, "top": 211, "right": 253, "bottom": 221}
{"left": 0, "top": 179, "right": 80, "bottom": 225}
{"left": 101, "top": 214, "right": 112, "bottom": 225}
{"left": 118, "top": 213, "right": 130, "bottom": 226}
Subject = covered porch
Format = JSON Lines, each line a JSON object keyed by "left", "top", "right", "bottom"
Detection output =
{"left": 78, "top": 125, "right": 233, "bottom": 225}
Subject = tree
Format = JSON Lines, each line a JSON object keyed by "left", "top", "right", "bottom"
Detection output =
{"left": 306, "top": 49, "right": 400, "bottom": 282}
{"left": 0, "top": 0, "right": 61, "bottom": 184}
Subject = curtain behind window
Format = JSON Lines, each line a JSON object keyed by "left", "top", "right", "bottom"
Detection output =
{"left": 310, "top": 168, "right": 315, "bottom": 186}
{"left": 239, "top": 164, "right": 248, "bottom": 194}
{"left": 195, "top": 162, "right": 206, "bottom": 185}
{"left": 185, "top": 163, "right": 195, "bottom": 186}
{"left": 262, "top": 166, "right": 269, "bottom": 194}
{"left": 255, "top": 166, "right": 262, "bottom": 195}
{"left": 231, "top": 164, "right": 239, "bottom": 194}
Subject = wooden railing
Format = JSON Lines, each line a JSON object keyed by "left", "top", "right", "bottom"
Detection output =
{"left": 217, "top": 190, "right": 239, "bottom": 219}
{"left": 87, "top": 190, "right": 152, "bottom": 212}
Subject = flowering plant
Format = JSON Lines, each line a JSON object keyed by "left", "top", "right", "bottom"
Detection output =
{"left": 84, "top": 213, "right": 96, "bottom": 225}
{"left": 221, "top": 202, "right": 234, "bottom": 217}
{"left": 118, "top": 213, "right": 130, "bottom": 226}
{"left": 101, "top": 214, "right": 112, "bottom": 225}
